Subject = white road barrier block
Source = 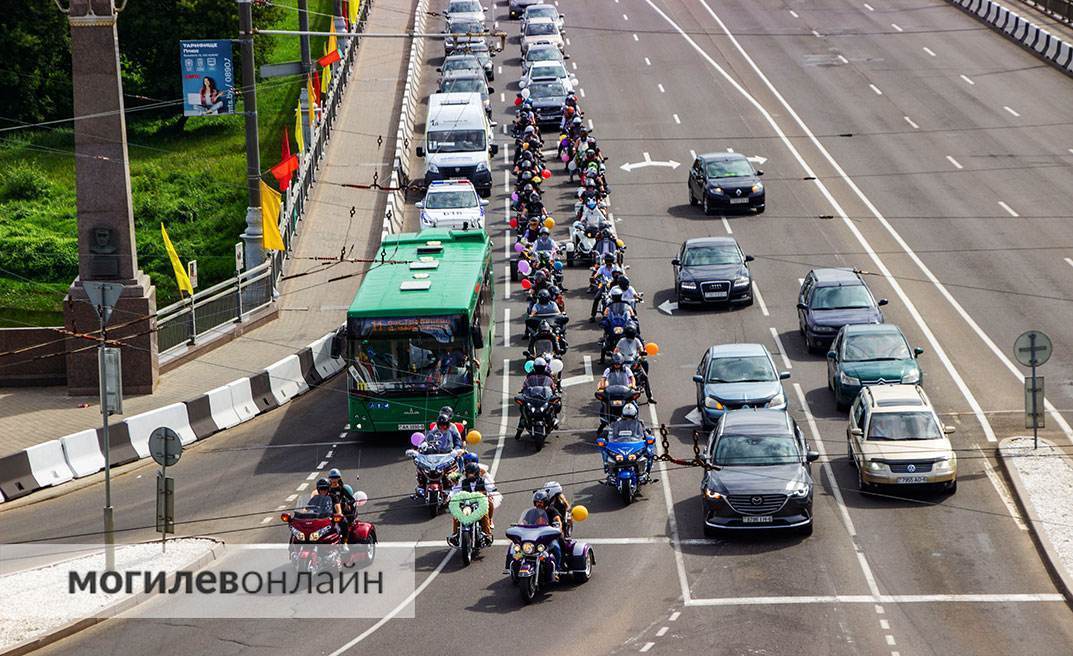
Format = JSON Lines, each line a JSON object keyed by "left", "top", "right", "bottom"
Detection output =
{"left": 124, "top": 402, "right": 198, "bottom": 458}
{"left": 205, "top": 383, "right": 244, "bottom": 431}
{"left": 309, "top": 333, "right": 345, "bottom": 380}
{"left": 60, "top": 429, "right": 106, "bottom": 478}
{"left": 265, "top": 354, "right": 309, "bottom": 406}
{"left": 228, "top": 377, "right": 260, "bottom": 423}
{"left": 26, "top": 441, "right": 75, "bottom": 488}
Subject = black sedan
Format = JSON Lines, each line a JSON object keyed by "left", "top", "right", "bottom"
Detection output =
{"left": 797, "top": 268, "right": 886, "bottom": 353}
{"left": 526, "top": 78, "right": 568, "bottom": 127}
{"left": 672, "top": 237, "right": 754, "bottom": 306}
{"left": 701, "top": 409, "right": 818, "bottom": 537}
{"left": 687, "top": 152, "right": 766, "bottom": 215}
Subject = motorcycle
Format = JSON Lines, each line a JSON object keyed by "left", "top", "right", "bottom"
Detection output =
{"left": 448, "top": 490, "right": 492, "bottom": 566}
{"left": 524, "top": 313, "right": 568, "bottom": 341}
{"left": 407, "top": 447, "right": 462, "bottom": 518}
{"left": 281, "top": 489, "right": 377, "bottom": 572}
{"left": 599, "top": 306, "right": 636, "bottom": 363}
{"left": 504, "top": 507, "right": 594, "bottom": 604}
{"left": 595, "top": 383, "right": 641, "bottom": 430}
{"left": 515, "top": 385, "right": 560, "bottom": 450}
{"left": 566, "top": 221, "right": 599, "bottom": 267}
{"left": 596, "top": 424, "right": 656, "bottom": 505}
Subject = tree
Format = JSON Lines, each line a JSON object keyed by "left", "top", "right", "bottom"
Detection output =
{"left": 0, "top": 1, "right": 73, "bottom": 125}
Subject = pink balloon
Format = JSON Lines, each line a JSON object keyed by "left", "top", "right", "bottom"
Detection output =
{"left": 410, "top": 432, "right": 425, "bottom": 447}
{"left": 560, "top": 152, "right": 570, "bottom": 163}
{"left": 511, "top": 192, "right": 519, "bottom": 202}
{"left": 514, "top": 242, "right": 525, "bottom": 253}
{"left": 518, "top": 260, "right": 532, "bottom": 275}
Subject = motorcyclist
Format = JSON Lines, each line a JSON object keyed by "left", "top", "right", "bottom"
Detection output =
{"left": 604, "top": 402, "right": 655, "bottom": 480}
{"left": 590, "top": 254, "right": 622, "bottom": 321}
{"left": 543, "top": 480, "right": 572, "bottom": 537}
{"left": 530, "top": 318, "right": 568, "bottom": 354}
{"left": 519, "top": 216, "right": 542, "bottom": 243}
{"left": 524, "top": 191, "right": 546, "bottom": 219}
{"left": 448, "top": 461, "right": 494, "bottom": 546}
{"left": 533, "top": 227, "right": 557, "bottom": 255}
{"left": 598, "top": 352, "right": 637, "bottom": 392}
{"left": 615, "top": 324, "right": 655, "bottom": 403}
{"left": 616, "top": 275, "right": 642, "bottom": 307}
{"left": 327, "top": 468, "right": 357, "bottom": 541}
{"left": 308, "top": 478, "right": 345, "bottom": 538}
{"left": 532, "top": 489, "right": 566, "bottom": 582}
{"left": 601, "top": 287, "right": 637, "bottom": 327}
{"left": 422, "top": 413, "right": 464, "bottom": 452}
{"left": 515, "top": 357, "right": 561, "bottom": 438}
{"left": 529, "top": 289, "right": 560, "bottom": 318}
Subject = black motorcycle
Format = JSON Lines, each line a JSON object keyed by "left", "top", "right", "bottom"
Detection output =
{"left": 515, "top": 385, "right": 560, "bottom": 450}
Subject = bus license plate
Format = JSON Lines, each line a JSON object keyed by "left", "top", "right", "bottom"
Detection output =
{"left": 742, "top": 516, "right": 772, "bottom": 524}
{"left": 896, "top": 476, "right": 929, "bottom": 484}
{"left": 398, "top": 423, "right": 424, "bottom": 431}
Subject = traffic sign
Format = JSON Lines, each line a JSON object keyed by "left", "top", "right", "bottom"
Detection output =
{"left": 148, "top": 427, "right": 183, "bottom": 467}
{"left": 1014, "top": 330, "right": 1052, "bottom": 367}
{"left": 1025, "top": 376, "right": 1045, "bottom": 430}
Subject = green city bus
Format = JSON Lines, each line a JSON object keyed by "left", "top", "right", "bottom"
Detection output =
{"left": 342, "top": 229, "right": 495, "bottom": 433}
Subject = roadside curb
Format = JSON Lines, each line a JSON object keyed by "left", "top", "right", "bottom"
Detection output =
{"left": 995, "top": 437, "right": 1073, "bottom": 606}
{"left": 949, "top": 0, "right": 1073, "bottom": 76}
{"left": 0, "top": 538, "right": 224, "bottom": 656}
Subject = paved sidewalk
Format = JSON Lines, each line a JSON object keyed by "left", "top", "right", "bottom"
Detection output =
{"left": 0, "top": 0, "right": 417, "bottom": 458}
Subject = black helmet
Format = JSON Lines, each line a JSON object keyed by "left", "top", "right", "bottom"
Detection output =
{"left": 439, "top": 405, "right": 454, "bottom": 418}
{"left": 436, "top": 414, "right": 451, "bottom": 427}
{"left": 617, "top": 276, "right": 630, "bottom": 290}
{"left": 623, "top": 324, "right": 637, "bottom": 339}
{"left": 529, "top": 192, "right": 541, "bottom": 204}
{"left": 316, "top": 477, "right": 330, "bottom": 491}
{"left": 603, "top": 253, "right": 615, "bottom": 264}
{"left": 586, "top": 148, "right": 595, "bottom": 157}
{"left": 537, "top": 289, "right": 551, "bottom": 302}
{"left": 533, "top": 489, "right": 550, "bottom": 505}
{"left": 611, "top": 352, "right": 625, "bottom": 367}
{"left": 464, "top": 462, "right": 481, "bottom": 477}
{"left": 533, "top": 270, "right": 547, "bottom": 283}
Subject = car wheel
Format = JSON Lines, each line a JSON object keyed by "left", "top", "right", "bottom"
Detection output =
{"left": 688, "top": 186, "right": 697, "bottom": 206}
{"left": 847, "top": 439, "right": 855, "bottom": 467}
{"left": 703, "top": 195, "right": 714, "bottom": 216}
{"left": 835, "top": 396, "right": 848, "bottom": 412}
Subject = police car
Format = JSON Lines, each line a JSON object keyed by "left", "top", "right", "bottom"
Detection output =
{"left": 416, "top": 179, "right": 487, "bottom": 231}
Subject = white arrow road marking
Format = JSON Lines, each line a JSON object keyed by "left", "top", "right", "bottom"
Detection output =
{"left": 746, "top": 155, "right": 767, "bottom": 165}
{"left": 658, "top": 300, "right": 678, "bottom": 314}
{"left": 621, "top": 152, "right": 682, "bottom": 172}
{"left": 685, "top": 407, "right": 703, "bottom": 425}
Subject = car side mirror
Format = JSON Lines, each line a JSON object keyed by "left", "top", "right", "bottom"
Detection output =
{"left": 756, "top": 170, "right": 764, "bottom": 176}
{"left": 806, "top": 450, "right": 820, "bottom": 462}
{"left": 779, "top": 371, "right": 791, "bottom": 380}
{"left": 692, "top": 375, "right": 704, "bottom": 384}
{"left": 826, "top": 350, "right": 837, "bottom": 360}
{"left": 744, "top": 255, "right": 754, "bottom": 262}
{"left": 487, "top": 86, "right": 495, "bottom": 93}
{"left": 671, "top": 258, "right": 680, "bottom": 266}
{"left": 415, "top": 201, "right": 425, "bottom": 209}
{"left": 564, "top": 54, "right": 571, "bottom": 59}
{"left": 480, "top": 199, "right": 489, "bottom": 207}
{"left": 416, "top": 146, "right": 425, "bottom": 157}
{"left": 878, "top": 298, "right": 888, "bottom": 307}
{"left": 943, "top": 425, "right": 956, "bottom": 435}
{"left": 797, "top": 302, "right": 808, "bottom": 311}
{"left": 490, "top": 144, "right": 499, "bottom": 155}
{"left": 850, "top": 427, "right": 863, "bottom": 437}
{"left": 436, "top": 66, "right": 443, "bottom": 72}
{"left": 914, "top": 347, "right": 925, "bottom": 357}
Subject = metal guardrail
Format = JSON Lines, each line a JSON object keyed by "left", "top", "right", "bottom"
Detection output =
{"left": 1023, "top": 0, "right": 1073, "bottom": 22}
{"left": 156, "top": 2, "right": 371, "bottom": 357}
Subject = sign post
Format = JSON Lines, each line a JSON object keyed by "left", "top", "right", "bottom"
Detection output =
{"left": 1014, "top": 330, "right": 1052, "bottom": 449}
{"left": 149, "top": 427, "right": 183, "bottom": 553}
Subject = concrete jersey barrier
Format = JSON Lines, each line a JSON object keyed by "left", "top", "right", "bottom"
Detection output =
{"left": 60, "top": 429, "right": 106, "bottom": 478}
{"left": 26, "top": 440, "right": 75, "bottom": 489}
{"left": 123, "top": 402, "right": 198, "bottom": 458}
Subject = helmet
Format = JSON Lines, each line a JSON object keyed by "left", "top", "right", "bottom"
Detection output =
{"left": 464, "top": 462, "right": 481, "bottom": 477}
{"left": 316, "top": 477, "right": 330, "bottom": 491}
{"left": 611, "top": 352, "right": 625, "bottom": 367}
{"left": 585, "top": 198, "right": 597, "bottom": 209}
{"left": 624, "top": 324, "right": 637, "bottom": 339}
{"left": 603, "top": 253, "right": 615, "bottom": 264}
{"left": 529, "top": 192, "right": 541, "bottom": 204}
{"left": 524, "top": 125, "right": 535, "bottom": 135}
{"left": 328, "top": 468, "right": 342, "bottom": 480}
{"left": 622, "top": 402, "right": 639, "bottom": 418}
{"left": 564, "top": 106, "right": 575, "bottom": 117}
{"left": 528, "top": 216, "right": 540, "bottom": 225}
{"left": 610, "top": 287, "right": 624, "bottom": 298}
{"left": 533, "top": 270, "right": 547, "bottom": 283}
{"left": 617, "top": 276, "right": 630, "bottom": 290}
{"left": 523, "top": 183, "right": 535, "bottom": 193}
{"left": 586, "top": 178, "right": 596, "bottom": 187}
{"left": 533, "top": 357, "right": 548, "bottom": 375}
{"left": 537, "top": 289, "right": 551, "bottom": 302}
{"left": 572, "top": 116, "right": 583, "bottom": 125}
{"left": 586, "top": 148, "right": 595, "bottom": 158}
{"left": 543, "top": 481, "right": 563, "bottom": 497}
{"left": 533, "top": 489, "right": 550, "bottom": 505}
{"left": 439, "top": 405, "right": 454, "bottom": 418}
{"left": 539, "top": 226, "right": 550, "bottom": 236}
{"left": 589, "top": 139, "right": 598, "bottom": 150}
{"left": 436, "top": 413, "right": 451, "bottom": 427}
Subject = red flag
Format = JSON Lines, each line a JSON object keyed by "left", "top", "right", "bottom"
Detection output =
{"left": 312, "top": 71, "right": 322, "bottom": 105}
{"left": 282, "top": 127, "right": 292, "bottom": 164}
{"left": 270, "top": 160, "right": 293, "bottom": 191}
{"left": 342, "top": 2, "right": 350, "bottom": 30}
{"left": 318, "top": 48, "right": 341, "bottom": 68}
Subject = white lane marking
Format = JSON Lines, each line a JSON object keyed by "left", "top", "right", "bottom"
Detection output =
{"left": 584, "top": 355, "right": 593, "bottom": 378}
{"left": 886, "top": 636, "right": 897, "bottom": 646}
{"left": 752, "top": 283, "right": 769, "bottom": 316}
{"left": 658, "top": 83, "right": 665, "bottom": 93}
{"left": 960, "top": 74, "right": 975, "bottom": 85}
{"left": 338, "top": 431, "right": 347, "bottom": 438}
{"left": 685, "top": 593, "right": 1065, "bottom": 606}
{"left": 876, "top": 604, "right": 885, "bottom": 614}
{"left": 904, "top": 116, "right": 919, "bottom": 129}
{"left": 864, "top": 2, "right": 875, "bottom": 9}
{"left": 503, "top": 307, "right": 511, "bottom": 347}
{"left": 565, "top": 37, "right": 571, "bottom": 46}
{"left": 669, "top": 611, "right": 681, "bottom": 621}
{"left": 503, "top": 168, "right": 509, "bottom": 193}
{"left": 794, "top": 384, "right": 857, "bottom": 539}
{"left": 580, "top": 87, "right": 586, "bottom": 97}
{"left": 1068, "top": 148, "right": 1073, "bottom": 155}
{"left": 880, "top": 619, "right": 890, "bottom": 630}
{"left": 789, "top": 9, "right": 799, "bottom": 18}
{"left": 998, "top": 200, "right": 1019, "bottom": 217}
{"left": 587, "top": 118, "right": 594, "bottom": 130}
{"left": 837, "top": 54, "right": 849, "bottom": 64}
{"left": 492, "top": 358, "right": 510, "bottom": 476}
{"left": 624, "top": 13, "right": 630, "bottom": 20}
{"left": 656, "top": 627, "right": 669, "bottom": 637}
{"left": 812, "top": 29, "right": 822, "bottom": 37}
{"left": 869, "top": 83, "right": 883, "bottom": 95}
{"left": 653, "top": 402, "right": 692, "bottom": 605}
{"left": 689, "top": 149, "right": 697, "bottom": 160}
{"left": 645, "top": 57, "right": 652, "bottom": 66}
{"left": 296, "top": 483, "right": 309, "bottom": 492}
{"left": 305, "top": 472, "right": 319, "bottom": 481}
{"left": 503, "top": 264, "right": 511, "bottom": 300}
{"left": 1064, "top": 257, "right": 1073, "bottom": 269}
{"left": 562, "top": 355, "right": 594, "bottom": 387}
{"left": 572, "top": 61, "right": 578, "bottom": 71}
{"left": 275, "top": 505, "right": 287, "bottom": 510}
{"left": 673, "top": 113, "right": 681, "bottom": 124}
{"left": 316, "top": 460, "right": 328, "bottom": 469}
{"left": 720, "top": 216, "right": 732, "bottom": 234}
{"left": 640, "top": 643, "right": 654, "bottom": 652}
{"left": 681, "top": 0, "right": 999, "bottom": 444}
{"left": 945, "top": 155, "right": 963, "bottom": 169}
{"left": 285, "top": 494, "right": 297, "bottom": 502}
{"left": 891, "top": 23, "right": 903, "bottom": 32}
{"left": 979, "top": 446, "right": 1028, "bottom": 530}
{"left": 500, "top": 92, "right": 505, "bottom": 103}
{"left": 498, "top": 65, "right": 502, "bottom": 75}
{"left": 325, "top": 450, "right": 334, "bottom": 458}
{"left": 261, "top": 516, "right": 273, "bottom": 524}
{"left": 493, "top": 21, "right": 499, "bottom": 29}
{"left": 503, "top": 227, "right": 510, "bottom": 258}
{"left": 769, "top": 327, "right": 792, "bottom": 370}
{"left": 923, "top": 46, "right": 937, "bottom": 56}
{"left": 633, "top": 33, "right": 639, "bottom": 41}
{"left": 1004, "top": 105, "right": 1021, "bottom": 117}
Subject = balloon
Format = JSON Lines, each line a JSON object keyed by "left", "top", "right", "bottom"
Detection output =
{"left": 645, "top": 342, "right": 660, "bottom": 356}
{"left": 410, "top": 432, "right": 425, "bottom": 447}
{"left": 521, "top": 88, "right": 531, "bottom": 99}
{"left": 524, "top": 360, "right": 535, "bottom": 374}
{"left": 511, "top": 191, "right": 519, "bottom": 202}
{"left": 541, "top": 169, "right": 552, "bottom": 180}
{"left": 520, "top": 278, "right": 532, "bottom": 290}
{"left": 518, "top": 260, "right": 532, "bottom": 276}
{"left": 561, "top": 152, "right": 570, "bottom": 163}
{"left": 571, "top": 505, "right": 589, "bottom": 522}
{"left": 514, "top": 96, "right": 523, "bottom": 106}
{"left": 553, "top": 260, "right": 564, "bottom": 271}
{"left": 509, "top": 217, "right": 518, "bottom": 229}
{"left": 514, "top": 242, "right": 525, "bottom": 253}
{"left": 615, "top": 239, "right": 625, "bottom": 248}
{"left": 466, "top": 430, "right": 482, "bottom": 445}
{"left": 532, "top": 175, "right": 542, "bottom": 184}
{"left": 550, "top": 358, "right": 564, "bottom": 374}
{"left": 353, "top": 490, "right": 369, "bottom": 507}
{"left": 543, "top": 217, "right": 555, "bottom": 229}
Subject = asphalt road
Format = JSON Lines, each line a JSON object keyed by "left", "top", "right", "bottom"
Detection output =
{"left": 5, "top": 0, "right": 1073, "bottom": 654}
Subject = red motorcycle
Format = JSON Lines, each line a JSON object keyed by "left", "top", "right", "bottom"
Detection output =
{"left": 281, "top": 489, "right": 376, "bottom": 573}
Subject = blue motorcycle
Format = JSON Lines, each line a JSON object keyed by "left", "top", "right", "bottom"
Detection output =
{"left": 599, "top": 304, "right": 636, "bottom": 363}
{"left": 504, "top": 508, "right": 594, "bottom": 604}
{"left": 596, "top": 420, "right": 656, "bottom": 505}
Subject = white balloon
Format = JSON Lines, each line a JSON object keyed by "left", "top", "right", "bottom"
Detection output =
{"left": 353, "top": 490, "right": 369, "bottom": 507}
{"left": 550, "top": 358, "right": 564, "bottom": 374}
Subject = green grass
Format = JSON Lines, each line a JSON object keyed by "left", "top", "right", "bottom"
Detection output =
{"left": 0, "top": 0, "right": 333, "bottom": 327}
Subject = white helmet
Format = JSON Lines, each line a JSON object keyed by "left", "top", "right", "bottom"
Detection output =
{"left": 622, "top": 402, "right": 639, "bottom": 418}
{"left": 543, "top": 480, "right": 563, "bottom": 497}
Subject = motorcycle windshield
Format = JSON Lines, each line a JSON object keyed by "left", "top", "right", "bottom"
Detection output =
{"left": 415, "top": 453, "right": 456, "bottom": 469}
{"left": 295, "top": 495, "right": 334, "bottom": 518}
{"left": 532, "top": 338, "right": 555, "bottom": 354}
{"left": 607, "top": 424, "right": 647, "bottom": 444}
{"left": 523, "top": 386, "right": 555, "bottom": 401}
{"left": 604, "top": 384, "right": 635, "bottom": 399}
{"left": 518, "top": 507, "right": 550, "bottom": 526}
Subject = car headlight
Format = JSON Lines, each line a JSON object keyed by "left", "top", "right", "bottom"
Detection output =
{"left": 290, "top": 528, "right": 305, "bottom": 541}
{"left": 933, "top": 456, "right": 954, "bottom": 472}
{"left": 680, "top": 281, "right": 697, "bottom": 290}
{"left": 708, "top": 186, "right": 724, "bottom": 195}
{"left": 789, "top": 482, "right": 810, "bottom": 498}
{"left": 901, "top": 370, "right": 921, "bottom": 384}
{"left": 704, "top": 397, "right": 724, "bottom": 410}
{"left": 767, "top": 393, "right": 785, "bottom": 408}
{"left": 751, "top": 183, "right": 764, "bottom": 193}
{"left": 426, "top": 162, "right": 440, "bottom": 173}
{"left": 840, "top": 371, "right": 860, "bottom": 386}
{"left": 733, "top": 276, "right": 750, "bottom": 289}
{"left": 703, "top": 488, "right": 724, "bottom": 500}
{"left": 866, "top": 461, "right": 886, "bottom": 472}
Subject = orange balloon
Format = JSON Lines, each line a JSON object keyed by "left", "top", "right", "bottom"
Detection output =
{"left": 543, "top": 217, "right": 555, "bottom": 229}
{"left": 644, "top": 342, "right": 660, "bottom": 356}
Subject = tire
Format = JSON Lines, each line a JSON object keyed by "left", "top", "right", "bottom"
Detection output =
{"left": 510, "top": 261, "right": 519, "bottom": 282}
{"left": 534, "top": 425, "right": 545, "bottom": 451}
{"left": 461, "top": 530, "right": 472, "bottom": 567}
{"left": 688, "top": 186, "right": 697, "bottom": 206}
{"left": 573, "top": 550, "right": 594, "bottom": 584}
{"left": 619, "top": 480, "right": 633, "bottom": 505}
{"left": 428, "top": 499, "right": 439, "bottom": 519}
{"left": 520, "top": 574, "right": 538, "bottom": 604}
{"left": 566, "top": 251, "right": 575, "bottom": 266}
{"left": 857, "top": 467, "right": 872, "bottom": 493}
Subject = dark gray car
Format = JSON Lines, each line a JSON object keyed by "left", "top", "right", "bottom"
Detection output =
{"left": 797, "top": 268, "right": 886, "bottom": 353}
{"left": 701, "top": 409, "right": 818, "bottom": 536}
{"left": 526, "top": 78, "right": 567, "bottom": 126}
{"left": 509, "top": 0, "right": 540, "bottom": 19}
{"left": 672, "top": 236, "right": 754, "bottom": 306}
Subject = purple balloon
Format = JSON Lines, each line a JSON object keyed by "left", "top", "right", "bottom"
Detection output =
{"left": 514, "top": 242, "right": 525, "bottom": 253}
{"left": 518, "top": 260, "right": 532, "bottom": 276}
{"left": 511, "top": 192, "right": 519, "bottom": 202}
{"left": 410, "top": 432, "right": 425, "bottom": 447}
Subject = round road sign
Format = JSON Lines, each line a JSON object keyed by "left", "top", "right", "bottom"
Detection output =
{"left": 148, "top": 427, "right": 183, "bottom": 467}
{"left": 1014, "top": 330, "right": 1052, "bottom": 368}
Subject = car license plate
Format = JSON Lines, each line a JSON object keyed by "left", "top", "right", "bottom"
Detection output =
{"left": 895, "top": 476, "right": 929, "bottom": 484}
{"left": 704, "top": 291, "right": 729, "bottom": 299}
{"left": 742, "top": 516, "right": 773, "bottom": 524}
{"left": 398, "top": 423, "right": 424, "bottom": 431}
{"left": 729, "top": 197, "right": 749, "bottom": 204}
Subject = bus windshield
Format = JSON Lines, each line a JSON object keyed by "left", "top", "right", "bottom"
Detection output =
{"left": 348, "top": 316, "right": 473, "bottom": 394}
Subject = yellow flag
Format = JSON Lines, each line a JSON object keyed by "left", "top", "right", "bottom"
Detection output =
{"left": 260, "top": 180, "right": 286, "bottom": 251}
{"left": 321, "top": 62, "right": 332, "bottom": 93}
{"left": 160, "top": 223, "right": 194, "bottom": 296}
{"left": 294, "top": 102, "right": 305, "bottom": 153}
{"left": 328, "top": 21, "right": 338, "bottom": 54}
{"left": 306, "top": 74, "right": 317, "bottom": 124}
{"left": 348, "top": 0, "right": 359, "bottom": 26}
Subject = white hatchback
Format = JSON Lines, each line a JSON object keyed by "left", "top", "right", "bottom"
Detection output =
{"left": 519, "top": 61, "right": 576, "bottom": 92}
{"left": 417, "top": 179, "right": 487, "bottom": 230}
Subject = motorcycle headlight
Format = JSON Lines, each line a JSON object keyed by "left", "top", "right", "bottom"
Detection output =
{"left": 615, "top": 454, "right": 624, "bottom": 462}
{"left": 901, "top": 370, "right": 921, "bottom": 384}
{"left": 426, "top": 162, "right": 440, "bottom": 173}
{"left": 476, "top": 161, "right": 489, "bottom": 172}
{"left": 522, "top": 542, "right": 535, "bottom": 554}
{"left": 751, "top": 183, "right": 764, "bottom": 193}
{"left": 840, "top": 371, "right": 860, "bottom": 386}
{"left": 291, "top": 528, "right": 305, "bottom": 541}
{"left": 703, "top": 488, "right": 724, "bottom": 500}
{"left": 680, "top": 281, "right": 697, "bottom": 290}
{"left": 308, "top": 527, "right": 327, "bottom": 541}
{"left": 704, "top": 397, "right": 724, "bottom": 410}
{"left": 866, "top": 461, "right": 886, "bottom": 472}
{"left": 537, "top": 544, "right": 546, "bottom": 552}
{"left": 628, "top": 453, "right": 637, "bottom": 461}
{"left": 614, "top": 326, "right": 623, "bottom": 334}
{"left": 733, "top": 276, "right": 750, "bottom": 289}
{"left": 767, "top": 393, "right": 785, "bottom": 408}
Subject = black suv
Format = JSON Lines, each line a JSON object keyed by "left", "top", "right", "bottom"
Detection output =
{"left": 797, "top": 268, "right": 886, "bottom": 353}
{"left": 701, "top": 409, "right": 818, "bottom": 537}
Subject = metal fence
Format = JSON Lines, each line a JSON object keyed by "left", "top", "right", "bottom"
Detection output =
{"left": 1023, "top": 0, "right": 1073, "bottom": 22}
{"left": 156, "top": 2, "right": 371, "bottom": 358}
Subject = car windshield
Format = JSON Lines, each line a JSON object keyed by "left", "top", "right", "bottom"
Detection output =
{"left": 347, "top": 316, "right": 473, "bottom": 393}
{"left": 530, "top": 66, "right": 565, "bottom": 79}
{"left": 441, "top": 78, "right": 484, "bottom": 94}
{"left": 527, "top": 46, "right": 560, "bottom": 62}
{"left": 843, "top": 332, "right": 911, "bottom": 362}
{"left": 443, "top": 58, "right": 481, "bottom": 72}
{"left": 867, "top": 412, "right": 942, "bottom": 440}
{"left": 529, "top": 82, "right": 565, "bottom": 98}
{"left": 705, "top": 158, "right": 754, "bottom": 178}
{"left": 425, "top": 190, "right": 476, "bottom": 209}
{"left": 451, "top": 21, "right": 482, "bottom": 33}
{"left": 682, "top": 245, "right": 740, "bottom": 266}
{"left": 811, "top": 284, "right": 873, "bottom": 310}
{"left": 526, "top": 22, "right": 558, "bottom": 36}
{"left": 706, "top": 355, "right": 775, "bottom": 383}
{"left": 427, "top": 129, "right": 486, "bottom": 153}
{"left": 529, "top": 6, "right": 557, "bottom": 18}
{"left": 713, "top": 434, "right": 800, "bottom": 466}
{"left": 448, "top": 0, "right": 481, "bottom": 12}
